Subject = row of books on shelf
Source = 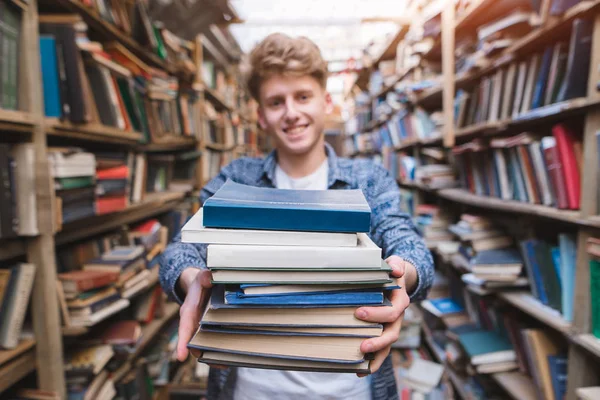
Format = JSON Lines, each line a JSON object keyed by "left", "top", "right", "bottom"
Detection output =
{"left": 0, "top": 1, "right": 20, "bottom": 112}
{"left": 421, "top": 266, "right": 568, "bottom": 400}
{"left": 417, "top": 208, "right": 579, "bottom": 324}
{"left": 454, "top": 16, "right": 593, "bottom": 128}
{"left": 53, "top": 212, "right": 197, "bottom": 398}
{"left": 344, "top": 106, "right": 442, "bottom": 154}
{"left": 38, "top": 14, "right": 202, "bottom": 142}
{"left": 452, "top": 122, "right": 582, "bottom": 210}
{"left": 49, "top": 147, "right": 198, "bottom": 226}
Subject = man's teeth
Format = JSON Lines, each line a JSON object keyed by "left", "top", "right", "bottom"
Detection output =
{"left": 286, "top": 125, "right": 307, "bottom": 134}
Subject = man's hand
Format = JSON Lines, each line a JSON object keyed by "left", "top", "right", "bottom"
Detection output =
{"left": 176, "top": 268, "right": 213, "bottom": 361}
{"left": 354, "top": 256, "right": 415, "bottom": 376}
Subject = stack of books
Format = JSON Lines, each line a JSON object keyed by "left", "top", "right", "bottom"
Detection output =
{"left": 182, "top": 180, "right": 397, "bottom": 373}
{"left": 448, "top": 214, "right": 528, "bottom": 292}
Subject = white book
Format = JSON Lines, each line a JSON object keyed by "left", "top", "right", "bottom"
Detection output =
{"left": 207, "top": 233, "right": 380, "bottom": 269}
{"left": 70, "top": 299, "right": 130, "bottom": 327}
{"left": 181, "top": 209, "right": 358, "bottom": 247}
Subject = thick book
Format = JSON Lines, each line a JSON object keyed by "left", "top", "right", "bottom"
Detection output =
{"left": 201, "top": 305, "right": 382, "bottom": 329}
{"left": 181, "top": 209, "right": 358, "bottom": 247}
{"left": 202, "top": 180, "right": 371, "bottom": 233}
{"left": 458, "top": 330, "right": 516, "bottom": 365}
{"left": 196, "top": 351, "right": 371, "bottom": 374}
{"left": 0, "top": 263, "right": 36, "bottom": 349}
{"left": 210, "top": 269, "right": 392, "bottom": 285}
{"left": 207, "top": 233, "right": 381, "bottom": 269}
{"left": 188, "top": 329, "right": 368, "bottom": 363}
{"left": 200, "top": 325, "right": 382, "bottom": 338}
{"left": 211, "top": 285, "right": 391, "bottom": 309}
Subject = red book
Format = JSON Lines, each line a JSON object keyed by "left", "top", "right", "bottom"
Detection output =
{"left": 57, "top": 270, "right": 119, "bottom": 293}
{"left": 96, "top": 165, "right": 129, "bottom": 180}
{"left": 96, "top": 196, "right": 127, "bottom": 214}
{"left": 552, "top": 124, "right": 581, "bottom": 209}
{"left": 542, "top": 138, "right": 568, "bottom": 209}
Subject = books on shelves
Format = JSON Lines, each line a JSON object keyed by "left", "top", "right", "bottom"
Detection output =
{"left": 0, "top": 263, "right": 36, "bottom": 349}
{"left": 187, "top": 183, "right": 395, "bottom": 373}
{"left": 452, "top": 124, "right": 582, "bottom": 210}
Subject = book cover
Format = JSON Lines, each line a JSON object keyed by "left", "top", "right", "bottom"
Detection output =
{"left": 202, "top": 180, "right": 371, "bottom": 233}
{"left": 224, "top": 290, "right": 384, "bottom": 306}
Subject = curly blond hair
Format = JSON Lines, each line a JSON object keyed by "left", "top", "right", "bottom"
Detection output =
{"left": 242, "top": 33, "right": 329, "bottom": 101}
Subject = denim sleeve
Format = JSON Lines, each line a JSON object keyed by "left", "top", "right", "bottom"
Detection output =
{"left": 159, "top": 162, "right": 236, "bottom": 304}
{"left": 366, "top": 164, "right": 434, "bottom": 301}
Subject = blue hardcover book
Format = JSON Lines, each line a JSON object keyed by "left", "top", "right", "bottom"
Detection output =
{"left": 210, "top": 285, "right": 391, "bottom": 309}
{"left": 531, "top": 46, "right": 554, "bottom": 109}
{"left": 225, "top": 290, "right": 384, "bottom": 306}
{"left": 548, "top": 354, "right": 568, "bottom": 400}
{"left": 39, "top": 35, "right": 62, "bottom": 118}
{"left": 202, "top": 180, "right": 371, "bottom": 233}
{"left": 520, "top": 240, "right": 549, "bottom": 304}
{"left": 559, "top": 233, "right": 576, "bottom": 322}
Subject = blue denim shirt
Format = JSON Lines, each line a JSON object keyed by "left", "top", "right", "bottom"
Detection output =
{"left": 159, "top": 143, "right": 434, "bottom": 400}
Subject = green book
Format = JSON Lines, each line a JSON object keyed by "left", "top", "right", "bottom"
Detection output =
{"left": 590, "top": 259, "right": 600, "bottom": 338}
{"left": 55, "top": 176, "right": 95, "bottom": 190}
{"left": 458, "top": 330, "right": 516, "bottom": 365}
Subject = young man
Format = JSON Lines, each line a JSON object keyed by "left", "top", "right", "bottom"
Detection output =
{"left": 159, "top": 33, "right": 434, "bottom": 400}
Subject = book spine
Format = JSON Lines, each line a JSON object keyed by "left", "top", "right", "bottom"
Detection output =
{"left": 0, "top": 264, "right": 36, "bottom": 349}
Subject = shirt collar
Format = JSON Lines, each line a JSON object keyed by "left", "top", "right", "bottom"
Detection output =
{"left": 261, "top": 142, "right": 353, "bottom": 188}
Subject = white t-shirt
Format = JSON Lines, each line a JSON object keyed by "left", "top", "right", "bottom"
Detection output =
{"left": 233, "top": 159, "right": 372, "bottom": 400}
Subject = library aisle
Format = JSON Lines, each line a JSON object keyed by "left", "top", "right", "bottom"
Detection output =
{"left": 1, "top": 0, "right": 600, "bottom": 399}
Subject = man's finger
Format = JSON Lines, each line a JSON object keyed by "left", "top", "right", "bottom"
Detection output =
{"left": 199, "top": 269, "right": 214, "bottom": 289}
{"left": 177, "top": 305, "right": 198, "bottom": 361}
{"left": 368, "top": 344, "right": 392, "bottom": 374}
{"left": 360, "top": 315, "right": 403, "bottom": 354}
{"left": 355, "top": 288, "right": 409, "bottom": 323}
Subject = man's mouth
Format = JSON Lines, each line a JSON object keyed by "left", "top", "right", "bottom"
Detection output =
{"left": 283, "top": 124, "right": 309, "bottom": 135}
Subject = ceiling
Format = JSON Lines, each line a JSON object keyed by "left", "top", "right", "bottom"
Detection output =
{"left": 228, "top": 0, "right": 410, "bottom": 67}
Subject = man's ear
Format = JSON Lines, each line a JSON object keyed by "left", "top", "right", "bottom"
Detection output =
{"left": 257, "top": 106, "right": 268, "bottom": 131}
{"left": 324, "top": 92, "right": 334, "bottom": 115}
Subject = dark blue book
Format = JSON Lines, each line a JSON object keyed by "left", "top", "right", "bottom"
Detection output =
{"left": 203, "top": 180, "right": 371, "bottom": 233}
{"left": 548, "top": 354, "right": 568, "bottom": 400}
{"left": 210, "top": 285, "right": 391, "bottom": 309}
{"left": 225, "top": 290, "right": 384, "bottom": 306}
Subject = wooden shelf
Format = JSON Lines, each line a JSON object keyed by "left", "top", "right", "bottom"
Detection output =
{"left": 53, "top": 0, "right": 173, "bottom": 74}
{"left": 46, "top": 119, "right": 143, "bottom": 145}
{"left": 9, "top": 0, "right": 28, "bottom": 11}
{"left": 140, "top": 136, "right": 198, "bottom": 152}
{"left": 510, "top": 97, "right": 600, "bottom": 125}
{"left": 201, "top": 35, "right": 229, "bottom": 69}
{"left": 0, "top": 339, "right": 35, "bottom": 367}
{"left": 55, "top": 191, "right": 186, "bottom": 246}
{"left": 0, "top": 109, "right": 35, "bottom": 131}
{"left": 497, "top": 292, "right": 572, "bottom": 334}
{"left": 436, "top": 188, "right": 583, "bottom": 226}
{"left": 203, "top": 86, "right": 233, "bottom": 111}
{"left": 0, "top": 348, "right": 36, "bottom": 393}
{"left": 373, "top": 25, "right": 410, "bottom": 67}
{"left": 454, "top": 0, "right": 501, "bottom": 32}
{"left": 205, "top": 142, "right": 238, "bottom": 152}
{"left": 131, "top": 302, "right": 179, "bottom": 360}
{"left": 572, "top": 334, "right": 600, "bottom": 359}
{"left": 507, "top": 0, "right": 600, "bottom": 56}
{"left": 492, "top": 372, "right": 537, "bottom": 400}
{"left": 394, "top": 138, "right": 420, "bottom": 151}
{"left": 455, "top": 121, "right": 504, "bottom": 139}
{"left": 413, "top": 85, "right": 443, "bottom": 106}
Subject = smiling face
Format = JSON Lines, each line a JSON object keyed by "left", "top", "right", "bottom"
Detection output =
{"left": 257, "top": 74, "right": 333, "bottom": 157}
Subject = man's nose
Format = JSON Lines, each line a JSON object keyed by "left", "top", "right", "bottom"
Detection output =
{"left": 284, "top": 98, "right": 300, "bottom": 121}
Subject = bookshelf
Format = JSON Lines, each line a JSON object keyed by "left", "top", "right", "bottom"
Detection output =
{"left": 0, "top": 0, "right": 252, "bottom": 396}
{"left": 345, "top": 0, "right": 600, "bottom": 398}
